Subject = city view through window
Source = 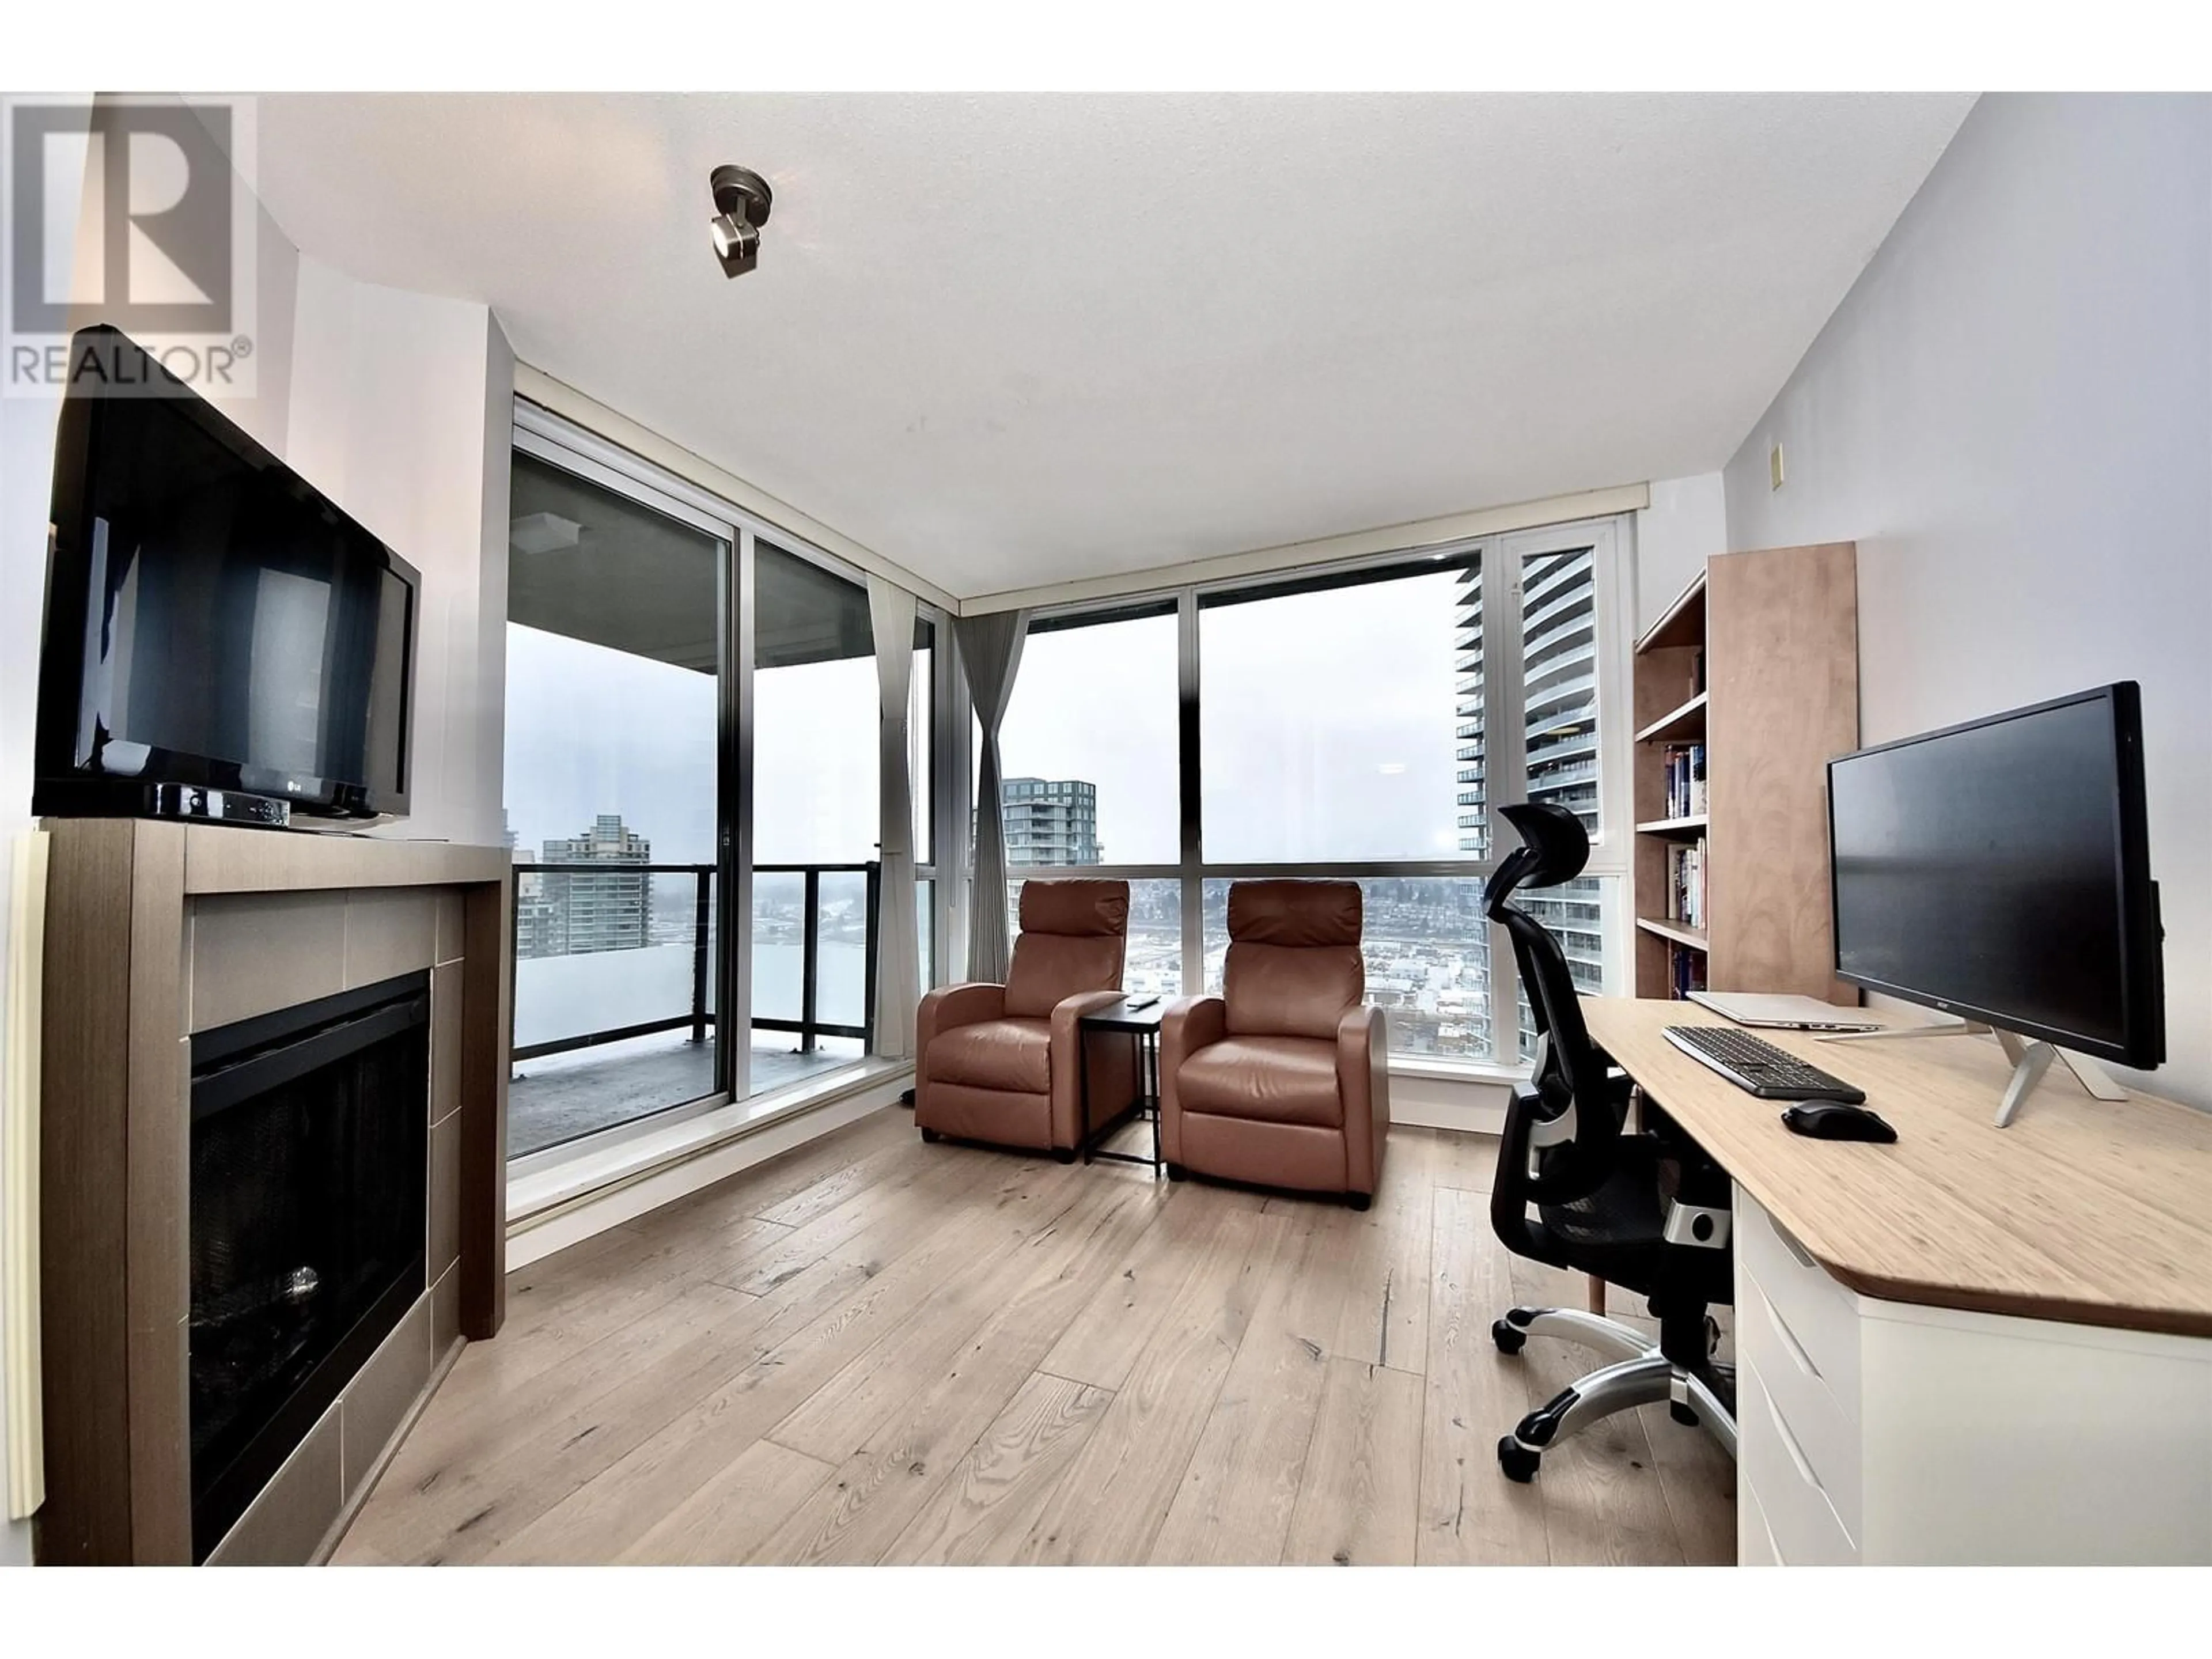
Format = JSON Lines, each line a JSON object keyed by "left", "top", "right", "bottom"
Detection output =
{"left": 1001, "top": 544, "right": 1612, "bottom": 1061}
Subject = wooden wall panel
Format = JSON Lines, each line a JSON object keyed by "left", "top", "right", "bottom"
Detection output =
{"left": 124, "top": 825, "right": 190, "bottom": 1563}
{"left": 36, "top": 819, "right": 137, "bottom": 1565}
{"left": 1705, "top": 543, "right": 1859, "bottom": 1000}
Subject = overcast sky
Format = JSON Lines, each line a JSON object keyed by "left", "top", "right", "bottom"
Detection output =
{"left": 504, "top": 565, "right": 1469, "bottom": 870}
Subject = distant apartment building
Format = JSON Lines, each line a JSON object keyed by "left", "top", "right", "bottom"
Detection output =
{"left": 1457, "top": 548, "right": 1609, "bottom": 1054}
{"left": 516, "top": 813, "right": 653, "bottom": 959}
{"left": 1002, "top": 777, "right": 1101, "bottom": 866}
{"left": 1454, "top": 562, "right": 1487, "bottom": 858}
{"left": 1509, "top": 546, "right": 1608, "bottom": 1053}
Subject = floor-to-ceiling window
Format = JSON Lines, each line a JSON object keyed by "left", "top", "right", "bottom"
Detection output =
{"left": 997, "top": 601, "right": 1184, "bottom": 994}
{"left": 980, "top": 518, "right": 1630, "bottom": 1069}
{"left": 505, "top": 414, "right": 922, "bottom": 1166}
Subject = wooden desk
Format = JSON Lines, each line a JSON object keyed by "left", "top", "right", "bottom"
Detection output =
{"left": 1585, "top": 997, "right": 2212, "bottom": 1338}
{"left": 1583, "top": 997, "right": 2212, "bottom": 1565}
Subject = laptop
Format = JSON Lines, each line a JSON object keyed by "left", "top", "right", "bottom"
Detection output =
{"left": 1686, "top": 990, "right": 1884, "bottom": 1032}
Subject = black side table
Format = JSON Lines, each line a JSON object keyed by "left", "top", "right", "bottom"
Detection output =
{"left": 1075, "top": 996, "right": 1166, "bottom": 1176}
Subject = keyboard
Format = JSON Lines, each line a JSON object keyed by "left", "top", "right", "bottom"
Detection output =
{"left": 1662, "top": 1024, "right": 1868, "bottom": 1104}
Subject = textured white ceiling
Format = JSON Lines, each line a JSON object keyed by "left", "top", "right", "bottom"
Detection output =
{"left": 253, "top": 92, "right": 1972, "bottom": 599}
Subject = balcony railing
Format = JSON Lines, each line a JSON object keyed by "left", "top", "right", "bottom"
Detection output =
{"left": 511, "top": 861, "right": 880, "bottom": 1063}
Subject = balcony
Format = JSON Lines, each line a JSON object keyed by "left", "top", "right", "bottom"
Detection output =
{"left": 509, "top": 861, "right": 879, "bottom": 1158}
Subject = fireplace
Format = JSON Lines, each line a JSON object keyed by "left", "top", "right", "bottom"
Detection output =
{"left": 187, "top": 971, "right": 430, "bottom": 1562}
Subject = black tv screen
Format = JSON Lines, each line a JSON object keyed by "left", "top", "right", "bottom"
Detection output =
{"left": 35, "top": 327, "right": 416, "bottom": 821}
{"left": 1828, "top": 683, "right": 2162, "bottom": 1069}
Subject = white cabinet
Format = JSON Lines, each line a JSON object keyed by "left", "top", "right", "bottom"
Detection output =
{"left": 1734, "top": 1184, "right": 2212, "bottom": 1566}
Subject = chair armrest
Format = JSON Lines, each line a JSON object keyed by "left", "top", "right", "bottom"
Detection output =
{"left": 1337, "top": 1004, "right": 1390, "bottom": 1196}
{"left": 1047, "top": 990, "right": 1131, "bottom": 1150}
{"left": 916, "top": 982, "right": 1005, "bottom": 1089}
{"left": 1160, "top": 996, "right": 1228, "bottom": 1164}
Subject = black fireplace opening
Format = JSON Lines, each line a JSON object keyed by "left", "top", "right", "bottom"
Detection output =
{"left": 188, "top": 971, "right": 429, "bottom": 1562}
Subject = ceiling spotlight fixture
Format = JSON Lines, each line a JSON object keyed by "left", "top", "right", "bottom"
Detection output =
{"left": 709, "top": 164, "right": 773, "bottom": 279}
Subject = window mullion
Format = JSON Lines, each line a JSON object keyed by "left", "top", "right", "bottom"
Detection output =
{"left": 1488, "top": 538, "right": 1528, "bottom": 1065}
{"left": 1177, "top": 586, "right": 1203, "bottom": 994}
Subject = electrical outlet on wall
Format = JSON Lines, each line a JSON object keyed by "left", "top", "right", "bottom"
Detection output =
{"left": 1769, "top": 442, "right": 1786, "bottom": 490}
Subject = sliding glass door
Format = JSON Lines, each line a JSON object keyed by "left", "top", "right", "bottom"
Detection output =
{"left": 503, "top": 448, "right": 732, "bottom": 1156}
{"left": 749, "top": 540, "right": 880, "bottom": 1090}
{"left": 502, "top": 415, "right": 921, "bottom": 1166}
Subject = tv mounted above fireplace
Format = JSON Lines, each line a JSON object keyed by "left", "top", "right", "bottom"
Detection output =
{"left": 33, "top": 325, "right": 419, "bottom": 830}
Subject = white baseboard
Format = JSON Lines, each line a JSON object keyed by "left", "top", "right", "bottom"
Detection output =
{"left": 507, "top": 1067, "right": 912, "bottom": 1269}
{"left": 1389, "top": 1068, "right": 1510, "bottom": 1138}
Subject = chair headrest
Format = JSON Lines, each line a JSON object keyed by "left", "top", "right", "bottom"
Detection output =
{"left": 1486, "top": 803, "right": 1591, "bottom": 915}
{"left": 1226, "top": 879, "right": 1362, "bottom": 948}
{"left": 1018, "top": 878, "right": 1130, "bottom": 938}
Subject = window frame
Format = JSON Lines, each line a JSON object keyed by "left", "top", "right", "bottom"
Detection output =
{"left": 975, "top": 513, "right": 1635, "bottom": 1076}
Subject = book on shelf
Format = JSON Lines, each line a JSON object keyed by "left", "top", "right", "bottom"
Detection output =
{"left": 1661, "top": 743, "right": 1708, "bottom": 820}
{"left": 1667, "top": 940, "right": 1707, "bottom": 1000}
{"left": 1665, "top": 835, "right": 1707, "bottom": 930}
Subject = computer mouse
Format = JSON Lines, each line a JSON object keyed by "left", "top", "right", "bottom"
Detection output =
{"left": 1781, "top": 1102, "right": 1898, "bottom": 1143}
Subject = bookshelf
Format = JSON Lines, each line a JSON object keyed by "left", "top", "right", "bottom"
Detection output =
{"left": 1631, "top": 543, "right": 1860, "bottom": 1003}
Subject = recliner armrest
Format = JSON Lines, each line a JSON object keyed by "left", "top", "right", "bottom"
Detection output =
{"left": 1159, "top": 996, "right": 1227, "bottom": 1165}
{"left": 1337, "top": 1004, "right": 1389, "bottom": 1196}
{"left": 1161, "top": 995, "right": 1227, "bottom": 1073}
{"left": 916, "top": 982, "right": 1006, "bottom": 1088}
{"left": 1047, "top": 990, "right": 1130, "bottom": 1149}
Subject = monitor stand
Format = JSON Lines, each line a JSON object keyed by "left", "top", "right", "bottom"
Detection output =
{"left": 1816, "top": 1021, "right": 2128, "bottom": 1128}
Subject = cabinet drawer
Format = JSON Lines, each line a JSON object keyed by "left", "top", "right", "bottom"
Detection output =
{"left": 1738, "top": 1474, "right": 1782, "bottom": 1567}
{"left": 1736, "top": 1185, "right": 1861, "bottom": 1415}
{"left": 1738, "top": 1293, "right": 1862, "bottom": 1543}
{"left": 1741, "top": 1364, "right": 1859, "bottom": 1566}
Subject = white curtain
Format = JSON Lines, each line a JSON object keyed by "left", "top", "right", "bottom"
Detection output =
{"left": 955, "top": 608, "right": 1030, "bottom": 984}
{"left": 868, "top": 576, "right": 920, "bottom": 1059}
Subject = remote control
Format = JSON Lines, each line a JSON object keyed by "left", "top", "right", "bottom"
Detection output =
{"left": 1124, "top": 995, "right": 1160, "bottom": 1011}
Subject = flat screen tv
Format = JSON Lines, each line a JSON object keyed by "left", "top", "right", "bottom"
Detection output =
{"left": 1827, "top": 683, "right": 2163, "bottom": 1070}
{"left": 35, "top": 325, "right": 416, "bottom": 825}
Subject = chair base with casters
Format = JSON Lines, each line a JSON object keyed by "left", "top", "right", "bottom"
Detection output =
{"left": 1491, "top": 1294, "right": 1737, "bottom": 1483}
{"left": 1487, "top": 1083, "right": 1738, "bottom": 1482}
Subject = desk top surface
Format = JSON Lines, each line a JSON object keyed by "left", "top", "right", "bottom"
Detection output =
{"left": 1582, "top": 998, "right": 2212, "bottom": 1339}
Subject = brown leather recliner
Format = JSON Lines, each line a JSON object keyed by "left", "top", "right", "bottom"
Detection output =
{"left": 915, "top": 878, "right": 1136, "bottom": 1158}
{"left": 1161, "top": 879, "right": 1389, "bottom": 1208}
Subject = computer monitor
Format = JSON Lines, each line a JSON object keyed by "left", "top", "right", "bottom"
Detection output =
{"left": 1827, "top": 683, "right": 2164, "bottom": 1075}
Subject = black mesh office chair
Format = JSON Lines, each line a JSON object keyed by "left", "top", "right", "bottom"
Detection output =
{"left": 1483, "top": 802, "right": 1737, "bottom": 1482}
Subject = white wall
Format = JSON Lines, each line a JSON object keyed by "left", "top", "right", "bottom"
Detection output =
{"left": 1634, "top": 472, "right": 1728, "bottom": 634}
{"left": 1722, "top": 93, "right": 2212, "bottom": 1109}
{"left": 287, "top": 259, "right": 513, "bottom": 846}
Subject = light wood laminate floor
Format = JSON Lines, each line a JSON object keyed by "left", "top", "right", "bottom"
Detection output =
{"left": 334, "top": 1109, "right": 1736, "bottom": 1566}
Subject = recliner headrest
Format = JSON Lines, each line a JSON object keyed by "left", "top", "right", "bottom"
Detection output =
{"left": 1018, "top": 878, "right": 1130, "bottom": 938}
{"left": 1226, "top": 879, "right": 1362, "bottom": 948}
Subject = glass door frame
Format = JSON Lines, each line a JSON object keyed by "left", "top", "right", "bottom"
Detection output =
{"left": 509, "top": 402, "right": 906, "bottom": 1161}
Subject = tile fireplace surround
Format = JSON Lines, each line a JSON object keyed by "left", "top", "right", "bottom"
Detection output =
{"left": 33, "top": 820, "right": 512, "bottom": 1565}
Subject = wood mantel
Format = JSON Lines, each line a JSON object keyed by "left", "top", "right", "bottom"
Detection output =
{"left": 35, "top": 819, "right": 512, "bottom": 1565}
